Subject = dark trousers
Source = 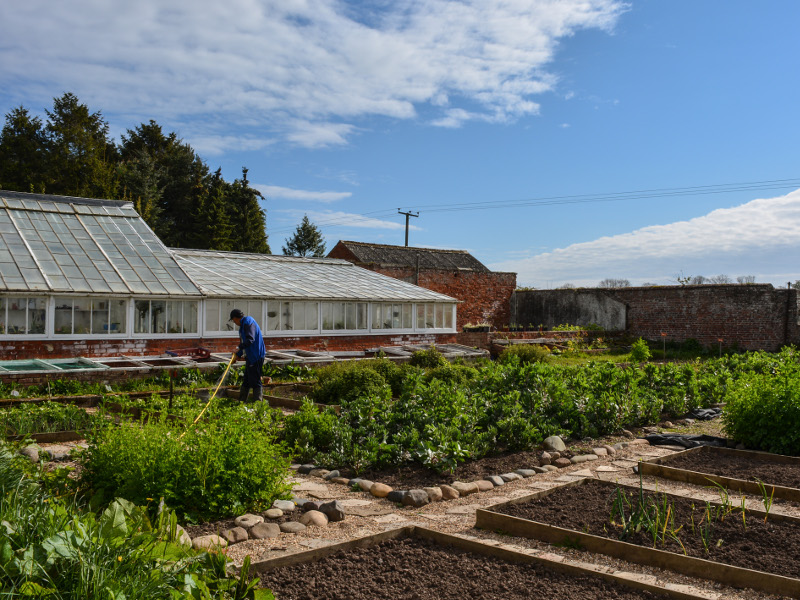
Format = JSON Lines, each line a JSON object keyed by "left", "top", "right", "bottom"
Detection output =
{"left": 239, "top": 358, "right": 264, "bottom": 402}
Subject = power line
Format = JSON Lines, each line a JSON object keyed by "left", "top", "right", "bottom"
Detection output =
{"left": 266, "top": 176, "right": 800, "bottom": 235}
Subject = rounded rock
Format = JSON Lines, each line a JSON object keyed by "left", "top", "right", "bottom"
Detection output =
{"left": 424, "top": 486, "right": 443, "bottom": 501}
{"left": 308, "top": 468, "right": 330, "bottom": 478}
{"left": 553, "top": 458, "right": 572, "bottom": 468}
{"left": 514, "top": 469, "right": 537, "bottom": 478}
{"left": 500, "top": 472, "right": 522, "bottom": 482}
{"left": 280, "top": 521, "right": 307, "bottom": 534}
{"left": 175, "top": 524, "right": 192, "bottom": 547}
{"left": 451, "top": 481, "right": 479, "bottom": 496}
{"left": 440, "top": 485, "right": 460, "bottom": 500}
{"left": 358, "top": 479, "right": 375, "bottom": 492}
{"left": 402, "top": 489, "right": 430, "bottom": 508}
{"left": 323, "top": 470, "right": 340, "bottom": 480}
{"left": 299, "top": 510, "right": 329, "bottom": 527}
{"left": 539, "top": 451, "right": 552, "bottom": 466}
{"left": 192, "top": 534, "right": 228, "bottom": 551}
{"left": 370, "top": 482, "right": 392, "bottom": 498}
{"left": 475, "top": 480, "right": 494, "bottom": 492}
{"left": 221, "top": 527, "right": 249, "bottom": 544}
{"left": 302, "top": 501, "right": 322, "bottom": 512}
{"left": 319, "top": 500, "right": 346, "bottom": 522}
{"left": 543, "top": 435, "right": 567, "bottom": 453}
{"left": 249, "top": 522, "right": 281, "bottom": 539}
{"left": 234, "top": 513, "right": 264, "bottom": 529}
{"left": 272, "top": 500, "right": 296, "bottom": 512}
{"left": 485, "top": 475, "right": 505, "bottom": 487}
{"left": 265, "top": 508, "right": 284, "bottom": 519}
{"left": 387, "top": 490, "right": 407, "bottom": 504}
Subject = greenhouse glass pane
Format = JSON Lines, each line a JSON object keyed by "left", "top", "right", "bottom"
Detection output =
{"left": 167, "top": 301, "right": 182, "bottom": 333}
{"left": 321, "top": 303, "right": 332, "bottom": 330}
{"left": 6, "top": 297, "right": 26, "bottom": 335}
{"left": 110, "top": 299, "right": 126, "bottom": 333}
{"left": 306, "top": 302, "right": 318, "bottom": 330}
{"left": 28, "top": 298, "right": 46, "bottom": 334}
{"left": 281, "top": 302, "right": 293, "bottom": 330}
{"left": 402, "top": 304, "right": 413, "bottom": 329}
{"left": 151, "top": 300, "right": 167, "bottom": 333}
{"left": 205, "top": 300, "right": 220, "bottom": 332}
{"left": 333, "top": 302, "right": 345, "bottom": 330}
{"left": 267, "top": 301, "right": 280, "bottom": 331}
{"left": 134, "top": 300, "right": 150, "bottom": 334}
{"left": 91, "top": 299, "right": 110, "bottom": 334}
{"left": 184, "top": 302, "right": 198, "bottom": 333}
{"left": 443, "top": 305, "right": 454, "bottom": 329}
{"left": 435, "top": 304, "right": 444, "bottom": 328}
{"left": 345, "top": 302, "right": 356, "bottom": 330}
{"left": 54, "top": 298, "right": 73, "bottom": 335}
{"left": 416, "top": 304, "right": 425, "bottom": 329}
{"left": 426, "top": 304, "right": 435, "bottom": 329}
{"left": 371, "top": 303, "right": 382, "bottom": 330}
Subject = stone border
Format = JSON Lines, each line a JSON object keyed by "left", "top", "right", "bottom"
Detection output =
{"left": 292, "top": 435, "right": 653, "bottom": 508}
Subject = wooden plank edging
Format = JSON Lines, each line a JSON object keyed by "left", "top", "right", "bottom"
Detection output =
{"left": 475, "top": 478, "right": 800, "bottom": 598}
{"left": 247, "top": 525, "right": 713, "bottom": 599}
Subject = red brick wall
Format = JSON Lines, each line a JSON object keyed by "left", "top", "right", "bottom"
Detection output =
{"left": 0, "top": 332, "right": 458, "bottom": 361}
{"left": 332, "top": 263, "right": 516, "bottom": 330}
{"left": 513, "top": 285, "right": 800, "bottom": 351}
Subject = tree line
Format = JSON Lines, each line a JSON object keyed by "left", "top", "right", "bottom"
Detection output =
{"left": 0, "top": 93, "right": 272, "bottom": 253}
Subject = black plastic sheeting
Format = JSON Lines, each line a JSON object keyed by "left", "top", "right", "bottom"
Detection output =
{"left": 645, "top": 433, "right": 728, "bottom": 449}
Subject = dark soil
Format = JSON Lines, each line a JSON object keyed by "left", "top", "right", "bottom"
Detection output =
{"left": 663, "top": 450, "right": 800, "bottom": 489}
{"left": 353, "top": 450, "right": 551, "bottom": 489}
{"left": 493, "top": 479, "right": 800, "bottom": 578}
{"left": 257, "top": 536, "right": 668, "bottom": 600}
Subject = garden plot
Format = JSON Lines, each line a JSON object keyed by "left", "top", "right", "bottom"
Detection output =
{"left": 476, "top": 477, "right": 800, "bottom": 598}
{"left": 251, "top": 525, "right": 709, "bottom": 600}
{"left": 640, "top": 446, "right": 800, "bottom": 502}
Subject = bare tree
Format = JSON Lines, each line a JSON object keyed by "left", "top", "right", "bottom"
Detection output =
{"left": 737, "top": 275, "right": 756, "bottom": 284}
{"left": 689, "top": 275, "right": 707, "bottom": 285}
{"left": 598, "top": 278, "right": 630, "bottom": 288}
{"left": 708, "top": 274, "right": 732, "bottom": 284}
{"left": 558, "top": 283, "right": 576, "bottom": 289}
{"left": 640, "top": 282, "right": 658, "bottom": 286}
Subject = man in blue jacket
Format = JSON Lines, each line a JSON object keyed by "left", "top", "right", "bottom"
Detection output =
{"left": 230, "top": 308, "right": 266, "bottom": 402}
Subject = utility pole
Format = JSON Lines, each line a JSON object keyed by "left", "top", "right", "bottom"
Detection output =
{"left": 397, "top": 209, "right": 419, "bottom": 247}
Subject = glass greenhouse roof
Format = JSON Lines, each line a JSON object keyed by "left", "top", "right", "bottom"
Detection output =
{"left": 174, "top": 250, "right": 458, "bottom": 303}
{"left": 0, "top": 191, "right": 201, "bottom": 296}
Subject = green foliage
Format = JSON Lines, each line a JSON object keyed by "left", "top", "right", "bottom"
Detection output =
{"left": 0, "top": 442, "right": 270, "bottom": 599}
{"left": 499, "top": 344, "right": 551, "bottom": 365}
{"left": 282, "top": 214, "right": 326, "bottom": 257}
{"left": 0, "top": 401, "right": 106, "bottom": 436}
{"left": 630, "top": 338, "right": 652, "bottom": 362}
{"left": 310, "top": 362, "right": 392, "bottom": 405}
{"left": 552, "top": 323, "right": 584, "bottom": 331}
{"left": 723, "top": 348, "right": 800, "bottom": 454}
{"left": 78, "top": 408, "right": 292, "bottom": 521}
{"left": 409, "top": 346, "right": 448, "bottom": 369}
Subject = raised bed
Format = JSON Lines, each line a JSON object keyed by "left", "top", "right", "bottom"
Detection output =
{"left": 476, "top": 477, "right": 800, "bottom": 598}
{"left": 640, "top": 445, "right": 800, "bottom": 502}
{"left": 250, "top": 525, "right": 708, "bottom": 600}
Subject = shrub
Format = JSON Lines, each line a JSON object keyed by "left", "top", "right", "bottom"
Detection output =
{"left": 723, "top": 366, "right": 800, "bottom": 454}
{"left": 630, "top": 338, "right": 652, "bottom": 362}
{"left": 311, "top": 364, "right": 391, "bottom": 405}
{"left": 78, "top": 411, "right": 292, "bottom": 521}
{"left": 499, "top": 344, "right": 550, "bottom": 365}
{"left": 409, "top": 346, "right": 449, "bottom": 369}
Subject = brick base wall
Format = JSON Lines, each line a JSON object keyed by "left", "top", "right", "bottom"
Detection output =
{"left": 0, "top": 332, "right": 458, "bottom": 361}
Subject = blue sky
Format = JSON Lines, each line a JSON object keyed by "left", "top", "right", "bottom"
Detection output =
{"left": 2, "top": 0, "right": 799, "bottom": 288}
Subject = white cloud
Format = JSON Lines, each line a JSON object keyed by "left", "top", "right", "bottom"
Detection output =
{"left": 0, "top": 0, "right": 627, "bottom": 148}
{"left": 256, "top": 185, "right": 351, "bottom": 202}
{"left": 279, "top": 209, "right": 419, "bottom": 232}
{"left": 490, "top": 189, "right": 800, "bottom": 288}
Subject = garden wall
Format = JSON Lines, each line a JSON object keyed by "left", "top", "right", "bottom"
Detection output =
{"left": 512, "top": 284, "right": 800, "bottom": 351}
{"left": 0, "top": 332, "right": 456, "bottom": 361}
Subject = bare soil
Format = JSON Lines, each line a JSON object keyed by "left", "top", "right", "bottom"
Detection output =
{"left": 493, "top": 478, "right": 800, "bottom": 579}
{"left": 663, "top": 450, "right": 800, "bottom": 489}
{"left": 256, "top": 536, "right": 669, "bottom": 600}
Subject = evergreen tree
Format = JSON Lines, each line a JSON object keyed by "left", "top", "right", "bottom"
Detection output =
{"left": 118, "top": 148, "right": 164, "bottom": 229}
{"left": 119, "top": 120, "right": 208, "bottom": 247}
{"left": 227, "top": 168, "right": 270, "bottom": 254}
{"left": 45, "top": 93, "right": 118, "bottom": 198}
{"left": 0, "top": 107, "right": 48, "bottom": 192}
{"left": 282, "top": 215, "right": 327, "bottom": 257}
{"left": 197, "top": 169, "right": 233, "bottom": 251}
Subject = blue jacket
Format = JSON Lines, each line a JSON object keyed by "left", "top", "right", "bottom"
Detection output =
{"left": 236, "top": 315, "right": 266, "bottom": 365}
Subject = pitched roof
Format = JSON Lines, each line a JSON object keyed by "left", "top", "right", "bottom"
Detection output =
{"left": 173, "top": 249, "right": 458, "bottom": 302}
{"left": 0, "top": 190, "right": 201, "bottom": 296}
{"left": 331, "top": 240, "right": 489, "bottom": 272}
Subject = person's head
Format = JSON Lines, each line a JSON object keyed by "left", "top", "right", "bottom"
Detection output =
{"left": 229, "top": 308, "right": 244, "bottom": 326}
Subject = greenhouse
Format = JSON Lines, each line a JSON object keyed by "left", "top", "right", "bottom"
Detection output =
{"left": 0, "top": 190, "right": 458, "bottom": 358}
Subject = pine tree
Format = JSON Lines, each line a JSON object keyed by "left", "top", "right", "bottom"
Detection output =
{"left": 200, "top": 169, "right": 233, "bottom": 251}
{"left": 45, "top": 93, "right": 118, "bottom": 198}
{"left": 282, "top": 215, "right": 327, "bottom": 257}
{"left": 227, "top": 167, "right": 270, "bottom": 254}
{"left": 0, "top": 107, "right": 48, "bottom": 192}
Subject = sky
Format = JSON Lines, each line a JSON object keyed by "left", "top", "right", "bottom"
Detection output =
{"left": 2, "top": 0, "right": 799, "bottom": 288}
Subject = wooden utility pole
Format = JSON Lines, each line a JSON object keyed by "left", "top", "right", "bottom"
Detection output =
{"left": 397, "top": 209, "right": 419, "bottom": 247}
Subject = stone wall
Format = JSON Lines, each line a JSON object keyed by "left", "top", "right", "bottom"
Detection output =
{"left": 512, "top": 284, "right": 800, "bottom": 351}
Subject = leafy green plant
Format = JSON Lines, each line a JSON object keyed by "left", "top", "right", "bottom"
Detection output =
{"left": 409, "top": 346, "right": 448, "bottom": 369}
{"left": 499, "top": 344, "right": 550, "bottom": 365}
{"left": 78, "top": 408, "right": 293, "bottom": 521}
{"left": 0, "top": 401, "right": 106, "bottom": 436}
{"left": 630, "top": 338, "right": 652, "bottom": 362}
